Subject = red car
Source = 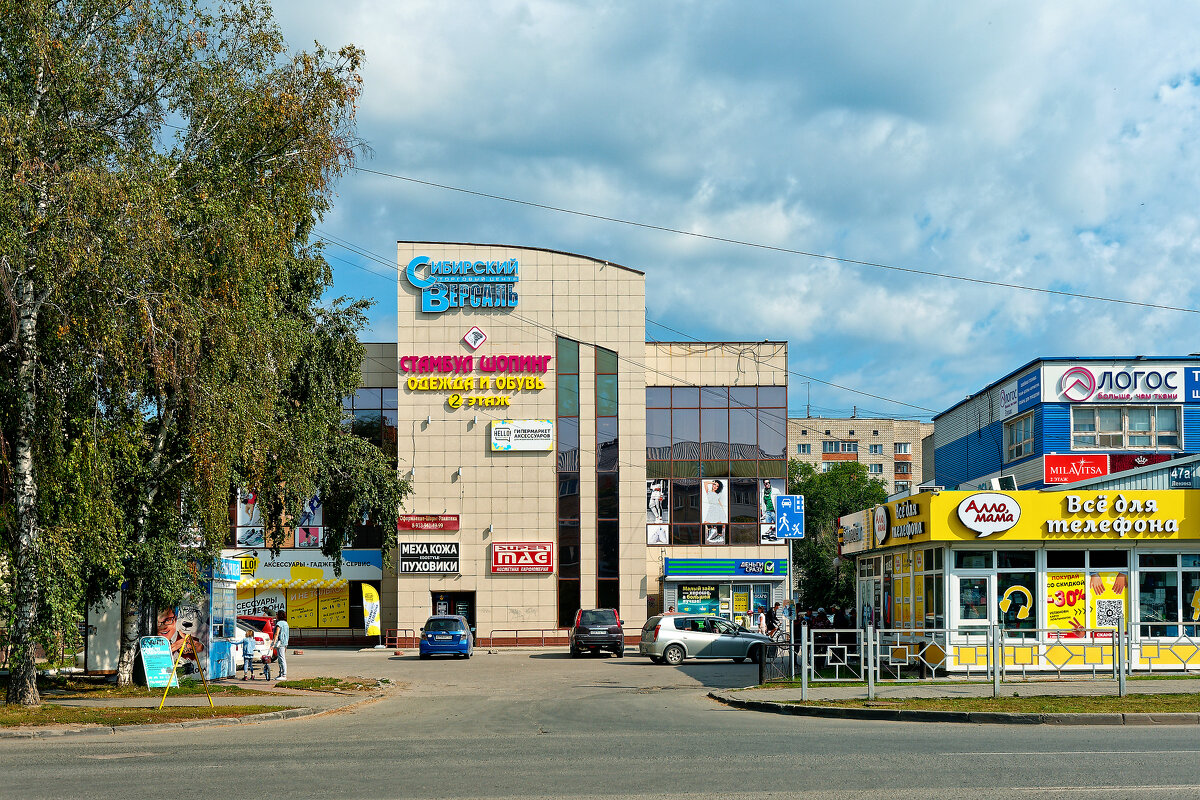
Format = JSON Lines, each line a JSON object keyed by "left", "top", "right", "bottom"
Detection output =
{"left": 238, "top": 615, "right": 276, "bottom": 639}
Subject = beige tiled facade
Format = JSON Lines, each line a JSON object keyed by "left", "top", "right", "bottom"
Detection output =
{"left": 378, "top": 243, "right": 791, "bottom": 637}
{"left": 788, "top": 417, "right": 933, "bottom": 493}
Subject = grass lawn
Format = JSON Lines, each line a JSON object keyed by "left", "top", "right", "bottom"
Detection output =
{"left": 274, "top": 677, "right": 380, "bottom": 692}
{"left": 0, "top": 674, "right": 273, "bottom": 699}
{"left": 0, "top": 704, "right": 290, "bottom": 728}
{"left": 784, "top": 693, "right": 1200, "bottom": 714}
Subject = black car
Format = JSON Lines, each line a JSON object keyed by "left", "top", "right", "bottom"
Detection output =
{"left": 569, "top": 608, "right": 624, "bottom": 657}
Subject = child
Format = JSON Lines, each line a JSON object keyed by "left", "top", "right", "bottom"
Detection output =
{"left": 242, "top": 634, "right": 256, "bottom": 680}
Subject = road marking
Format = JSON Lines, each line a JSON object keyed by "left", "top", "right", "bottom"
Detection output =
{"left": 81, "top": 752, "right": 159, "bottom": 760}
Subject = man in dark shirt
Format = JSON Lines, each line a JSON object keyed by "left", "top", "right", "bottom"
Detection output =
{"left": 766, "top": 602, "right": 781, "bottom": 635}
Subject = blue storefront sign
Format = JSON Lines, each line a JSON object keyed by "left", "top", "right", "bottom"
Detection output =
{"left": 404, "top": 256, "right": 519, "bottom": 313}
{"left": 1017, "top": 370, "right": 1041, "bottom": 412}
{"left": 664, "top": 558, "right": 788, "bottom": 578}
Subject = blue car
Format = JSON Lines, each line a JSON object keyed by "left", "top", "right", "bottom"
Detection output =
{"left": 418, "top": 615, "right": 473, "bottom": 659}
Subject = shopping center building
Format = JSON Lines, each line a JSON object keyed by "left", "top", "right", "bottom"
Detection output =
{"left": 358, "top": 243, "right": 789, "bottom": 638}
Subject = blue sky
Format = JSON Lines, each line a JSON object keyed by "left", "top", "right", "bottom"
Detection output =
{"left": 273, "top": 2, "right": 1200, "bottom": 420}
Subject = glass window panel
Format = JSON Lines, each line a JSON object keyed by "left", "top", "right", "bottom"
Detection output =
{"left": 671, "top": 479, "right": 701, "bottom": 523}
{"left": 1157, "top": 407, "right": 1179, "bottom": 431}
{"left": 701, "top": 460, "right": 730, "bottom": 477}
{"left": 1183, "top": 555, "right": 1200, "bottom": 568}
{"left": 557, "top": 580, "right": 580, "bottom": 627}
{"left": 700, "top": 386, "right": 729, "bottom": 407}
{"left": 558, "top": 375, "right": 580, "bottom": 417}
{"left": 1047, "top": 550, "right": 1085, "bottom": 569}
{"left": 700, "top": 408, "right": 730, "bottom": 460}
{"left": 758, "top": 459, "right": 785, "bottom": 478}
{"left": 672, "top": 460, "right": 700, "bottom": 478}
{"left": 381, "top": 388, "right": 397, "bottom": 409}
{"left": 558, "top": 472, "right": 580, "bottom": 520}
{"left": 381, "top": 410, "right": 398, "bottom": 459}
{"left": 729, "top": 523, "right": 758, "bottom": 545}
{"left": 730, "top": 387, "right": 757, "bottom": 408}
{"left": 1127, "top": 407, "right": 1151, "bottom": 431}
{"left": 997, "top": 551, "right": 1035, "bottom": 569}
{"left": 597, "top": 416, "right": 619, "bottom": 448}
{"left": 597, "top": 474, "right": 619, "bottom": 519}
{"left": 1089, "top": 550, "right": 1128, "bottom": 568}
{"left": 1072, "top": 408, "right": 1095, "bottom": 432}
{"left": 354, "top": 387, "right": 381, "bottom": 408}
{"left": 998, "top": 572, "right": 1036, "bottom": 633}
{"left": 646, "top": 387, "right": 671, "bottom": 407}
{"left": 955, "top": 551, "right": 993, "bottom": 569}
{"left": 730, "top": 408, "right": 757, "bottom": 447}
{"left": 597, "top": 579, "right": 620, "bottom": 611}
{"left": 757, "top": 409, "right": 786, "bottom": 458}
{"left": 1139, "top": 553, "right": 1178, "bottom": 568}
{"left": 672, "top": 387, "right": 699, "bottom": 407}
{"left": 671, "top": 408, "right": 699, "bottom": 447}
{"left": 557, "top": 338, "right": 579, "bottom": 374}
{"left": 671, "top": 524, "right": 701, "bottom": 546}
{"left": 559, "top": 523, "right": 581, "bottom": 580}
{"left": 598, "top": 521, "right": 619, "bottom": 578}
{"left": 728, "top": 478, "right": 758, "bottom": 523}
{"left": 557, "top": 418, "right": 580, "bottom": 472}
{"left": 596, "top": 347, "right": 618, "bottom": 375}
{"left": 647, "top": 461, "right": 670, "bottom": 480}
{"left": 1139, "top": 571, "right": 1178, "bottom": 628}
{"left": 758, "top": 386, "right": 786, "bottom": 408}
{"left": 352, "top": 409, "right": 382, "bottom": 443}
{"left": 596, "top": 374, "right": 618, "bottom": 417}
{"left": 958, "top": 577, "right": 989, "bottom": 623}
{"left": 1097, "top": 408, "right": 1122, "bottom": 432}
{"left": 341, "top": 395, "right": 354, "bottom": 411}
{"left": 729, "top": 460, "right": 758, "bottom": 478}
{"left": 647, "top": 409, "right": 671, "bottom": 459}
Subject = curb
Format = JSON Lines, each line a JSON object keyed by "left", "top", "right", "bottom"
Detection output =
{"left": 708, "top": 692, "right": 1200, "bottom": 725}
{"left": 0, "top": 705, "right": 322, "bottom": 740}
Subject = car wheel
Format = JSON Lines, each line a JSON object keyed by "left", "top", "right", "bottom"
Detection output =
{"left": 663, "top": 644, "right": 685, "bottom": 666}
{"left": 615, "top": 647, "right": 624, "bottom": 658}
{"left": 464, "top": 651, "right": 471, "bottom": 660}
{"left": 733, "top": 657, "right": 746, "bottom": 663}
{"left": 749, "top": 645, "right": 763, "bottom": 665}
{"left": 419, "top": 653, "right": 430, "bottom": 660}
{"left": 570, "top": 646, "right": 581, "bottom": 658}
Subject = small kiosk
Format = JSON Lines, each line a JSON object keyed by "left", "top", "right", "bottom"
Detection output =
{"left": 845, "top": 489, "right": 1200, "bottom": 672}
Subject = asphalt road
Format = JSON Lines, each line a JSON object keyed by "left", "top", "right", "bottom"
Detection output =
{"left": 2, "top": 648, "right": 1198, "bottom": 799}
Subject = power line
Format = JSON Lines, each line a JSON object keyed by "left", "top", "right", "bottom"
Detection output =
{"left": 313, "top": 229, "right": 934, "bottom": 416}
{"left": 348, "top": 165, "right": 1200, "bottom": 316}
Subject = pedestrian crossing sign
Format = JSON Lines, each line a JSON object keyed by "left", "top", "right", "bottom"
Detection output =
{"left": 776, "top": 495, "right": 805, "bottom": 539}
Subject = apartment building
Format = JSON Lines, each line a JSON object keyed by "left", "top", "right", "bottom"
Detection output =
{"left": 788, "top": 417, "right": 933, "bottom": 493}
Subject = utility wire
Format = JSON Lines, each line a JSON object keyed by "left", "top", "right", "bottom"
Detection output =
{"left": 349, "top": 165, "right": 1200, "bottom": 316}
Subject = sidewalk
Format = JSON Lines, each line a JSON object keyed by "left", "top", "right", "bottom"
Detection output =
{"left": 710, "top": 675, "right": 1200, "bottom": 725}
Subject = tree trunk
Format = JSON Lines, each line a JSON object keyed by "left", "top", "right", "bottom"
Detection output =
{"left": 115, "top": 580, "right": 141, "bottom": 686}
{"left": 6, "top": 284, "right": 40, "bottom": 706}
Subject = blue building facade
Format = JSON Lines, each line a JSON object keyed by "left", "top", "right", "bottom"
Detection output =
{"left": 933, "top": 358, "right": 1200, "bottom": 490}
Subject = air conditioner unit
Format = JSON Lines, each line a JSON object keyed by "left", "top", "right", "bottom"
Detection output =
{"left": 917, "top": 485, "right": 944, "bottom": 493}
{"left": 988, "top": 476, "right": 1017, "bottom": 491}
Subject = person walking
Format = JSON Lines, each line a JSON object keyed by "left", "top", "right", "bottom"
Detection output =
{"left": 766, "top": 602, "right": 781, "bottom": 637}
{"left": 271, "top": 610, "right": 290, "bottom": 680}
{"left": 242, "top": 633, "right": 256, "bottom": 680}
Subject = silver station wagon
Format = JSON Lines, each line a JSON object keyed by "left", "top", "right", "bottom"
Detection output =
{"left": 639, "top": 614, "right": 774, "bottom": 666}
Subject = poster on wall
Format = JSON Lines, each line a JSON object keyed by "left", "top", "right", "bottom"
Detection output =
{"left": 647, "top": 480, "right": 669, "bottom": 524}
{"left": 759, "top": 523, "right": 783, "bottom": 545}
{"left": 236, "top": 587, "right": 286, "bottom": 617}
{"left": 677, "top": 584, "right": 719, "bottom": 615}
{"left": 236, "top": 527, "right": 265, "bottom": 547}
{"left": 1046, "top": 573, "right": 1087, "bottom": 638}
{"left": 490, "top": 419, "right": 554, "bottom": 451}
{"left": 399, "top": 542, "right": 460, "bottom": 574}
{"left": 704, "top": 524, "right": 726, "bottom": 545}
{"left": 237, "top": 489, "right": 262, "bottom": 527}
{"left": 760, "top": 479, "right": 785, "bottom": 524}
{"left": 156, "top": 598, "right": 208, "bottom": 675}
{"left": 295, "top": 527, "right": 321, "bottom": 548}
{"left": 287, "top": 588, "right": 320, "bottom": 628}
{"left": 702, "top": 479, "right": 729, "bottom": 524}
{"left": 647, "top": 525, "right": 669, "bottom": 545}
{"left": 318, "top": 585, "right": 350, "bottom": 627}
{"left": 1088, "top": 572, "right": 1128, "bottom": 635}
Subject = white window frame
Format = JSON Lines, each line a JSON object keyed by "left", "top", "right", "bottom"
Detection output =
{"left": 894, "top": 442, "right": 911, "bottom": 455}
{"left": 796, "top": 443, "right": 811, "bottom": 455}
{"left": 1004, "top": 412, "right": 1034, "bottom": 462}
{"left": 869, "top": 443, "right": 884, "bottom": 455}
{"left": 868, "top": 463, "right": 883, "bottom": 474}
{"left": 1071, "top": 405, "right": 1181, "bottom": 450}
{"left": 895, "top": 462, "right": 912, "bottom": 475}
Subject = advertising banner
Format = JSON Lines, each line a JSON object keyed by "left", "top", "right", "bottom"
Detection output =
{"left": 399, "top": 542, "right": 460, "bottom": 574}
{"left": 1044, "top": 454, "right": 1109, "bottom": 484}
{"left": 236, "top": 587, "right": 285, "bottom": 617}
{"left": 677, "top": 584, "right": 719, "bottom": 615}
{"left": 647, "top": 480, "right": 669, "bottom": 524}
{"left": 287, "top": 588, "right": 320, "bottom": 628}
{"left": 491, "top": 542, "right": 554, "bottom": 573}
{"left": 490, "top": 419, "right": 554, "bottom": 451}
{"left": 664, "top": 558, "right": 788, "bottom": 578}
{"left": 227, "top": 549, "right": 383, "bottom": 587}
{"left": 1088, "top": 572, "right": 1128, "bottom": 634}
{"left": 701, "top": 479, "right": 729, "bottom": 523}
{"left": 1043, "top": 362, "right": 1190, "bottom": 404}
{"left": 398, "top": 514, "right": 461, "bottom": 531}
{"left": 318, "top": 585, "right": 350, "bottom": 627}
{"left": 138, "top": 636, "right": 178, "bottom": 688}
{"left": 362, "top": 584, "right": 381, "bottom": 636}
{"left": 1046, "top": 573, "right": 1087, "bottom": 638}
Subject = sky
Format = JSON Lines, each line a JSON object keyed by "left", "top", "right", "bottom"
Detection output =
{"left": 270, "top": 2, "right": 1200, "bottom": 421}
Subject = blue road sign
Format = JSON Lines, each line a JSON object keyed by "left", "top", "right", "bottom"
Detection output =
{"left": 775, "top": 494, "right": 805, "bottom": 539}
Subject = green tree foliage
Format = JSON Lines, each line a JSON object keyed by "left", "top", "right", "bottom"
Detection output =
{"left": 0, "top": 0, "right": 407, "bottom": 703}
{"left": 788, "top": 460, "right": 888, "bottom": 611}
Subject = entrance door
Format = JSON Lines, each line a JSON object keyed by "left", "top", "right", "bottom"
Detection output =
{"left": 431, "top": 592, "right": 476, "bottom": 633}
{"left": 951, "top": 574, "right": 993, "bottom": 632}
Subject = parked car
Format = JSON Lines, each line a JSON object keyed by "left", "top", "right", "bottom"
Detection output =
{"left": 569, "top": 608, "right": 624, "bottom": 658}
{"left": 639, "top": 614, "right": 773, "bottom": 666}
{"left": 234, "top": 621, "right": 271, "bottom": 667}
{"left": 419, "top": 615, "right": 473, "bottom": 659}
{"left": 238, "top": 615, "right": 276, "bottom": 639}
